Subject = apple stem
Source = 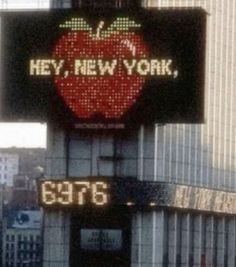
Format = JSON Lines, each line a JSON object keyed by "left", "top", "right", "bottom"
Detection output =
{"left": 96, "top": 21, "right": 105, "bottom": 39}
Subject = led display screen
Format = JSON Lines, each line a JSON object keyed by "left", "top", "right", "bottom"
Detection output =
{"left": 0, "top": 9, "right": 206, "bottom": 128}
{"left": 39, "top": 179, "right": 110, "bottom": 206}
{"left": 38, "top": 178, "right": 236, "bottom": 215}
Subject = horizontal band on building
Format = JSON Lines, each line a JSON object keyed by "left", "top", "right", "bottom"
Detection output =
{"left": 38, "top": 177, "right": 236, "bottom": 215}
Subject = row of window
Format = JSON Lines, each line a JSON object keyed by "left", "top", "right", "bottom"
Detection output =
{"left": 6, "top": 262, "right": 41, "bottom": 267}
{"left": 6, "top": 251, "right": 40, "bottom": 259}
{"left": 6, "top": 243, "right": 40, "bottom": 251}
{"left": 6, "top": 235, "right": 40, "bottom": 242}
{"left": 0, "top": 166, "right": 8, "bottom": 170}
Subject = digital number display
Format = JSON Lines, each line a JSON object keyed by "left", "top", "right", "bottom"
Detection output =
{"left": 38, "top": 178, "right": 236, "bottom": 214}
{"left": 40, "top": 180, "right": 109, "bottom": 206}
{"left": 1, "top": 9, "right": 206, "bottom": 126}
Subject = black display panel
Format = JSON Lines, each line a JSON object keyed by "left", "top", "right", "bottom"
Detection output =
{"left": 0, "top": 8, "right": 206, "bottom": 128}
{"left": 38, "top": 178, "right": 236, "bottom": 215}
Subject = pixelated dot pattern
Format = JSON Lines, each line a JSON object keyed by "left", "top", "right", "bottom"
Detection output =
{"left": 53, "top": 17, "right": 148, "bottom": 119}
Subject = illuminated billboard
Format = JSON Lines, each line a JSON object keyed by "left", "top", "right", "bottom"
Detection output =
{"left": 38, "top": 178, "right": 236, "bottom": 215}
{"left": 0, "top": 9, "right": 206, "bottom": 128}
{"left": 40, "top": 179, "right": 110, "bottom": 206}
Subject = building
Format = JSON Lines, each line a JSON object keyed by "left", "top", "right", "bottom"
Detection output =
{"left": 0, "top": 152, "right": 18, "bottom": 186}
{"left": 0, "top": 148, "right": 46, "bottom": 209}
{"left": 11, "top": 148, "right": 45, "bottom": 209}
{"left": 11, "top": 175, "right": 38, "bottom": 209}
{"left": 16, "top": 149, "right": 45, "bottom": 180}
{"left": 39, "top": 0, "right": 236, "bottom": 266}
{"left": 0, "top": 148, "right": 45, "bottom": 187}
{"left": 2, "top": 210, "right": 42, "bottom": 267}
{"left": 1, "top": 0, "right": 236, "bottom": 266}
{"left": 0, "top": 147, "right": 45, "bottom": 264}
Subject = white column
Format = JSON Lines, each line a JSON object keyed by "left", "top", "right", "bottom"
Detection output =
{"left": 193, "top": 215, "right": 202, "bottom": 267}
{"left": 227, "top": 218, "right": 236, "bottom": 266}
{"left": 181, "top": 214, "right": 190, "bottom": 267}
{"left": 43, "top": 211, "right": 70, "bottom": 267}
{"left": 216, "top": 218, "right": 225, "bottom": 267}
{"left": 131, "top": 211, "right": 166, "bottom": 267}
{"left": 43, "top": 126, "right": 70, "bottom": 267}
{"left": 131, "top": 212, "right": 142, "bottom": 267}
{"left": 152, "top": 211, "right": 166, "bottom": 267}
{"left": 205, "top": 216, "right": 214, "bottom": 267}
{"left": 168, "top": 212, "right": 177, "bottom": 267}
{"left": 45, "top": 125, "right": 67, "bottom": 178}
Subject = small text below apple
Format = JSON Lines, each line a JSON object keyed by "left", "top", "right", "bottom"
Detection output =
{"left": 29, "top": 59, "right": 179, "bottom": 78}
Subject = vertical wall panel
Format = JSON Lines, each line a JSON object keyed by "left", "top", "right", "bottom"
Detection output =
{"left": 193, "top": 215, "right": 201, "bottom": 267}
{"left": 205, "top": 216, "right": 214, "bottom": 267}
{"left": 180, "top": 214, "right": 190, "bottom": 267}
{"left": 167, "top": 212, "right": 177, "bottom": 267}
{"left": 216, "top": 218, "right": 225, "bottom": 267}
{"left": 144, "top": 0, "right": 236, "bottom": 191}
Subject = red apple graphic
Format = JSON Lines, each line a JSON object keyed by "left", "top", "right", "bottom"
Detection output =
{"left": 53, "top": 17, "right": 148, "bottom": 119}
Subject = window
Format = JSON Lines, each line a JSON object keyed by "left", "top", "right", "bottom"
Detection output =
{"left": 72, "top": 0, "right": 141, "bottom": 8}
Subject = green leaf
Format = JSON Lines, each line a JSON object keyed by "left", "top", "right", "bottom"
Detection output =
{"left": 59, "top": 17, "right": 141, "bottom": 40}
{"left": 59, "top": 18, "right": 92, "bottom": 32}
{"left": 101, "top": 17, "right": 141, "bottom": 39}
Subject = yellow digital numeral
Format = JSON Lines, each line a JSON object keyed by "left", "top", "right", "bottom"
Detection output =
{"left": 57, "top": 181, "right": 73, "bottom": 205}
{"left": 91, "top": 182, "right": 108, "bottom": 205}
{"left": 74, "top": 182, "right": 90, "bottom": 205}
{"left": 42, "top": 181, "right": 56, "bottom": 205}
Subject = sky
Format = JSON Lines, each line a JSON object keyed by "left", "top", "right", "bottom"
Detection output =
{"left": 0, "top": 0, "right": 50, "bottom": 9}
{"left": 0, "top": 123, "right": 47, "bottom": 148}
{"left": 0, "top": 0, "right": 49, "bottom": 148}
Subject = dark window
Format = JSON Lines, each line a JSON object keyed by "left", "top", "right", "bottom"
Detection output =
{"left": 72, "top": 0, "right": 141, "bottom": 8}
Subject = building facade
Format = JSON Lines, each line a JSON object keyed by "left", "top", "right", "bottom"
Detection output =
{"left": 40, "top": 0, "right": 236, "bottom": 266}
{"left": 0, "top": 152, "right": 18, "bottom": 186}
{"left": 0, "top": 148, "right": 45, "bottom": 209}
{"left": 2, "top": 210, "right": 42, "bottom": 267}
